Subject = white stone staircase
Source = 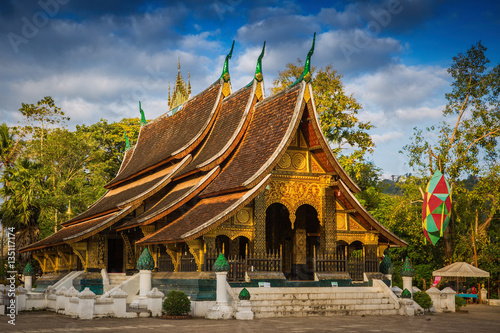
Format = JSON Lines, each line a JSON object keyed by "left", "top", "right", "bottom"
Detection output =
{"left": 107, "top": 273, "right": 129, "bottom": 290}
{"left": 235, "top": 285, "right": 400, "bottom": 318}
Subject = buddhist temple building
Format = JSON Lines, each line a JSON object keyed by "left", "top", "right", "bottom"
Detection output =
{"left": 21, "top": 37, "right": 407, "bottom": 290}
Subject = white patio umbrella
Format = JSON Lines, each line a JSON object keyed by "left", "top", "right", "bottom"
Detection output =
{"left": 432, "top": 262, "right": 490, "bottom": 304}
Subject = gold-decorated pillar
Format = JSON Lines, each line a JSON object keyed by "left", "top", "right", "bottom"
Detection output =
{"left": 322, "top": 186, "right": 336, "bottom": 255}
{"left": 253, "top": 192, "right": 266, "bottom": 255}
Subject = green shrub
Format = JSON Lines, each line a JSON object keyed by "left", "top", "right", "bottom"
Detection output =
{"left": 455, "top": 296, "right": 466, "bottom": 312}
{"left": 413, "top": 291, "right": 433, "bottom": 310}
{"left": 162, "top": 291, "right": 191, "bottom": 316}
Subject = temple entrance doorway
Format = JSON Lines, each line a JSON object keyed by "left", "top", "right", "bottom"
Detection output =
{"left": 107, "top": 238, "right": 124, "bottom": 273}
{"left": 266, "top": 203, "right": 293, "bottom": 277}
{"left": 294, "top": 204, "right": 320, "bottom": 280}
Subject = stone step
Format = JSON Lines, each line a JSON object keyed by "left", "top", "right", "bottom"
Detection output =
{"left": 253, "top": 302, "right": 396, "bottom": 313}
{"left": 249, "top": 292, "right": 387, "bottom": 301}
{"left": 251, "top": 297, "right": 390, "bottom": 307}
{"left": 254, "top": 308, "right": 399, "bottom": 318}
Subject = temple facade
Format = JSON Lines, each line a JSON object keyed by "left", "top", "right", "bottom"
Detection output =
{"left": 22, "top": 39, "right": 406, "bottom": 285}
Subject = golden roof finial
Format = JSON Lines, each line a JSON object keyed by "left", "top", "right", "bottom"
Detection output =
{"left": 188, "top": 71, "right": 191, "bottom": 95}
{"left": 66, "top": 200, "right": 72, "bottom": 216}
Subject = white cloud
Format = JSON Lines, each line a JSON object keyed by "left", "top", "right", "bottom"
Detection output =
{"left": 346, "top": 64, "right": 450, "bottom": 127}
{"left": 371, "top": 131, "right": 403, "bottom": 144}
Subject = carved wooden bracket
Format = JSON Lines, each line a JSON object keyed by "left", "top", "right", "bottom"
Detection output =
{"left": 33, "top": 253, "right": 46, "bottom": 274}
{"left": 44, "top": 253, "right": 58, "bottom": 273}
{"left": 166, "top": 245, "right": 179, "bottom": 272}
{"left": 70, "top": 243, "right": 88, "bottom": 272}
{"left": 57, "top": 250, "right": 72, "bottom": 271}
{"left": 186, "top": 240, "right": 203, "bottom": 272}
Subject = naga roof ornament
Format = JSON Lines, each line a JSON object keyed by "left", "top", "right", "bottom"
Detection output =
{"left": 220, "top": 40, "right": 235, "bottom": 82}
{"left": 255, "top": 41, "right": 266, "bottom": 82}
{"left": 290, "top": 32, "right": 316, "bottom": 87}
{"left": 139, "top": 101, "right": 147, "bottom": 126}
{"left": 124, "top": 131, "right": 130, "bottom": 150}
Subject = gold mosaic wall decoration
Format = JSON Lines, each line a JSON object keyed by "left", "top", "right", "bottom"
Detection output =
{"left": 299, "top": 131, "right": 308, "bottom": 148}
{"left": 349, "top": 216, "right": 366, "bottom": 231}
{"left": 97, "top": 234, "right": 106, "bottom": 267}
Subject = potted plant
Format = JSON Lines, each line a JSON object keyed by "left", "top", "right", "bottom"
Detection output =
{"left": 162, "top": 290, "right": 191, "bottom": 319}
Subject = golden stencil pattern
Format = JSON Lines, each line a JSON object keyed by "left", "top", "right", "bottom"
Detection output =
{"left": 349, "top": 217, "right": 365, "bottom": 231}
{"left": 235, "top": 207, "right": 252, "bottom": 225}
{"left": 310, "top": 156, "right": 325, "bottom": 173}
{"left": 265, "top": 179, "right": 323, "bottom": 228}
{"left": 337, "top": 214, "right": 346, "bottom": 230}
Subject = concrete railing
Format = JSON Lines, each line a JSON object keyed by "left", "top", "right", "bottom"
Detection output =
{"left": 51, "top": 271, "right": 84, "bottom": 291}
{"left": 16, "top": 286, "right": 164, "bottom": 319}
{"left": 100, "top": 273, "right": 140, "bottom": 303}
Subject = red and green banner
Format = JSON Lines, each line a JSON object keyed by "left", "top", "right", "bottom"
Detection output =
{"left": 422, "top": 170, "right": 452, "bottom": 245}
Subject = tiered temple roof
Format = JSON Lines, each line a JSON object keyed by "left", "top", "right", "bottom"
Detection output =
{"left": 22, "top": 40, "right": 406, "bottom": 253}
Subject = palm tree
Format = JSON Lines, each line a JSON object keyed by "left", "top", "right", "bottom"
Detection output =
{"left": 0, "top": 123, "right": 21, "bottom": 170}
{"left": 0, "top": 159, "right": 44, "bottom": 248}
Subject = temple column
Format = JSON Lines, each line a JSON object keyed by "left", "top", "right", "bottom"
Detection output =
{"left": 253, "top": 192, "right": 266, "bottom": 256}
{"left": 322, "top": 187, "right": 336, "bottom": 255}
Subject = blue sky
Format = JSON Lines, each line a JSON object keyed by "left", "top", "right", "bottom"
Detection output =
{"left": 1, "top": 0, "right": 499, "bottom": 178}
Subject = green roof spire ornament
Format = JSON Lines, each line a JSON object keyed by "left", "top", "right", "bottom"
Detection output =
{"left": 220, "top": 40, "right": 235, "bottom": 82}
{"left": 213, "top": 253, "right": 230, "bottom": 272}
{"left": 255, "top": 41, "right": 266, "bottom": 82}
{"left": 139, "top": 101, "right": 147, "bottom": 126}
{"left": 124, "top": 131, "right": 130, "bottom": 150}
{"left": 400, "top": 257, "right": 415, "bottom": 277}
{"left": 379, "top": 252, "right": 394, "bottom": 275}
{"left": 290, "top": 32, "right": 316, "bottom": 87}
{"left": 137, "top": 248, "right": 155, "bottom": 270}
{"left": 401, "top": 288, "right": 412, "bottom": 298}
{"left": 238, "top": 287, "right": 251, "bottom": 300}
{"left": 23, "top": 262, "right": 34, "bottom": 276}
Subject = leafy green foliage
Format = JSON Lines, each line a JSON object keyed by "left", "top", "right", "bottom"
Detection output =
{"left": 0, "top": 123, "right": 21, "bottom": 169}
{"left": 413, "top": 291, "right": 433, "bottom": 310}
{"left": 455, "top": 296, "right": 466, "bottom": 311}
{"left": 271, "top": 60, "right": 374, "bottom": 168}
{"left": 162, "top": 291, "right": 191, "bottom": 316}
{"left": 1, "top": 96, "right": 141, "bottom": 252}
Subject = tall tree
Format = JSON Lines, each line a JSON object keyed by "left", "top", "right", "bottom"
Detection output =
{"left": 0, "top": 159, "right": 44, "bottom": 248}
{"left": 271, "top": 60, "right": 374, "bottom": 172}
{"left": 402, "top": 41, "right": 500, "bottom": 259}
{"left": 18, "top": 96, "right": 69, "bottom": 158}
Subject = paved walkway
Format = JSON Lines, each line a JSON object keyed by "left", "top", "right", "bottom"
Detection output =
{"left": 2, "top": 305, "right": 500, "bottom": 333}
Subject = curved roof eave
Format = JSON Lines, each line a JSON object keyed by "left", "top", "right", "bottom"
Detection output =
{"left": 337, "top": 179, "right": 408, "bottom": 247}
{"left": 306, "top": 84, "right": 361, "bottom": 193}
